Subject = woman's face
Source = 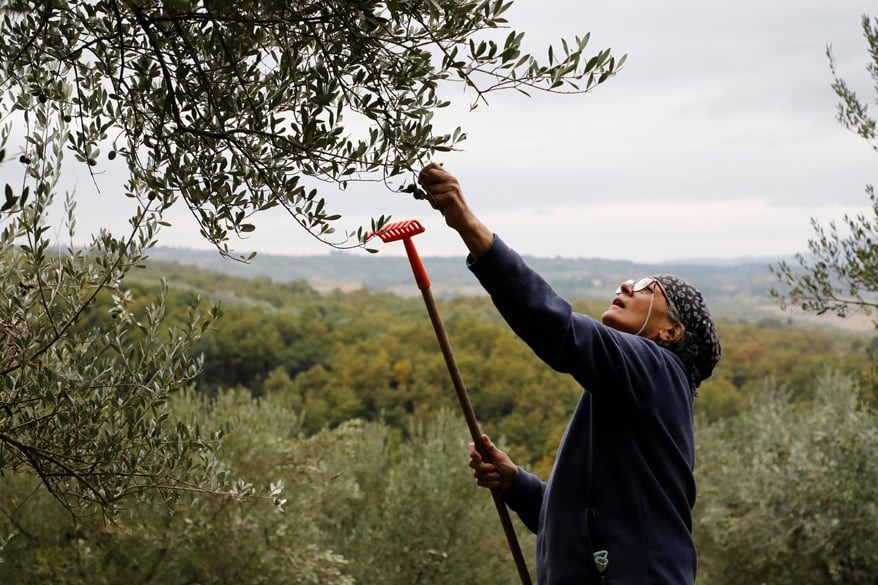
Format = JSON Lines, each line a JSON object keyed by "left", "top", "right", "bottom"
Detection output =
{"left": 601, "top": 278, "right": 679, "bottom": 340}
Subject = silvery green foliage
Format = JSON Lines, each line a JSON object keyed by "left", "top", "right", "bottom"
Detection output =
{"left": 309, "top": 409, "right": 534, "bottom": 585}
{"left": 0, "top": 0, "right": 622, "bottom": 518}
{"left": 0, "top": 389, "right": 355, "bottom": 584}
{"left": 0, "top": 83, "right": 231, "bottom": 515}
{"left": 0, "top": 396, "right": 530, "bottom": 584}
{"left": 0, "top": 0, "right": 623, "bottom": 257}
{"left": 695, "top": 371, "right": 878, "bottom": 584}
{"left": 771, "top": 16, "right": 878, "bottom": 321}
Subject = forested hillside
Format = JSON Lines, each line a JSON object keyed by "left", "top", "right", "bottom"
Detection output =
{"left": 146, "top": 246, "right": 788, "bottom": 321}
{"left": 120, "top": 257, "right": 876, "bottom": 464}
{"left": 2, "top": 258, "right": 875, "bottom": 584}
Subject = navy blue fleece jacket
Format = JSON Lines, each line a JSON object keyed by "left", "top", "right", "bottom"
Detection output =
{"left": 468, "top": 237, "right": 697, "bottom": 585}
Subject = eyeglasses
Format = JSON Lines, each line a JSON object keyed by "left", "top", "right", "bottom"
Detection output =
{"left": 615, "top": 277, "right": 659, "bottom": 295}
{"left": 616, "top": 277, "right": 682, "bottom": 324}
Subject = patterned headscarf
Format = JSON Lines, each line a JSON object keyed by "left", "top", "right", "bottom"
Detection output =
{"left": 654, "top": 274, "right": 722, "bottom": 392}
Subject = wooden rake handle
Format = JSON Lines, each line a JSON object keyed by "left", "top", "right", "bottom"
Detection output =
{"left": 371, "top": 219, "right": 532, "bottom": 584}
{"left": 418, "top": 284, "right": 533, "bottom": 585}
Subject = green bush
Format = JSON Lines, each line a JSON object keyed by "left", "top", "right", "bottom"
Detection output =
{"left": 695, "top": 371, "right": 878, "bottom": 584}
{"left": 0, "top": 392, "right": 534, "bottom": 584}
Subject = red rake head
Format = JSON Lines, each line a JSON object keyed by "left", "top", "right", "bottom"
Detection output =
{"left": 369, "top": 219, "right": 431, "bottom": 289}
{"left": 370, "top": 219, "right": 426, "bottom": 243}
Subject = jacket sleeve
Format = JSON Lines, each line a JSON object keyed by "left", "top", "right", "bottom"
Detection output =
{"left": 503, "top": 467, "right": 544, "bottom": 534}
{"left": 468, "top": 236, "right": 636, "bottom": 395}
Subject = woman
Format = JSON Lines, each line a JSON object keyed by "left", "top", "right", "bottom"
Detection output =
{"left": 418, "top": 163, "right": 721, "bottom": 585}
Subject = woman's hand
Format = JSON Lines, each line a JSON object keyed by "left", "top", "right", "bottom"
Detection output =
{"left": 468, "top": 434, "right": 519, "bottom": 492}
{"left": 418, "top": 163, "right": 494, "bottom": 258}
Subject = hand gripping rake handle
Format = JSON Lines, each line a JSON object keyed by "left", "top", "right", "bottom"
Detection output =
{"left": 371, "top": 219, "right": 532, "bottom": 585}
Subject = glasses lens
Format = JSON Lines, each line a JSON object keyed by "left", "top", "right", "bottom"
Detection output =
{"left": 615, "top": 279, "right": 634, "bottom": 294}
{"left": 615, "top": 277, "right": 655, "bottom": 295}
{"left": 632, "top": 277, "right": 655, "bottom": 292}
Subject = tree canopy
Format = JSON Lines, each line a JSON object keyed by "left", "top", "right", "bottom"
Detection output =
{"left": 772, "top": 15, "right": 878, "bottom": 324}
{"left": 2, "top": 0, "right": 623, "bottom": 257}
{"left": 0, "top": 0, "right": 624, "bottom": 515}
{"left": 0, "top": 0, "right": 623, "bottom": 510}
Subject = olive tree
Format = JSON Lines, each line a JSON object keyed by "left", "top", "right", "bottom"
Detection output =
{"left": 0, "top": 1, "right": 623, "bottom": 514}
{"left": 0, "top": 131, "right": 235, "bottom": 515}
{"left": 2, "top": 0, "right": 623, "bottom": 256}
{"left": 695, "top": 372, "right": 878, "bottom": 584}
{"left": 0, "top": 395, "right": 530, "bottom": 585}
{"left": 751, "top": 15, "right": 878, "bottom": 583}
{"left": 771, "top": 15, "right": 878, "bottom": 321}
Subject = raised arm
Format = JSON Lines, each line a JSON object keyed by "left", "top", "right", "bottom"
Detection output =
{"left": 418, "top": 162, "right": 494, "bottom": 259}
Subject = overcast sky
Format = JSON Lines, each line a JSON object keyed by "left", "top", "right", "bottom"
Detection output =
{"left": 22, "top": 1, "right": 878, "bottom": 263}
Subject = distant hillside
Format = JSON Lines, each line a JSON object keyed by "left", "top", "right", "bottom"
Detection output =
{"left": 143, "top": 246, "right": 815, "bottom": 325}
{"left": 148, "top": 246, "right": 779, "bottom": 295}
